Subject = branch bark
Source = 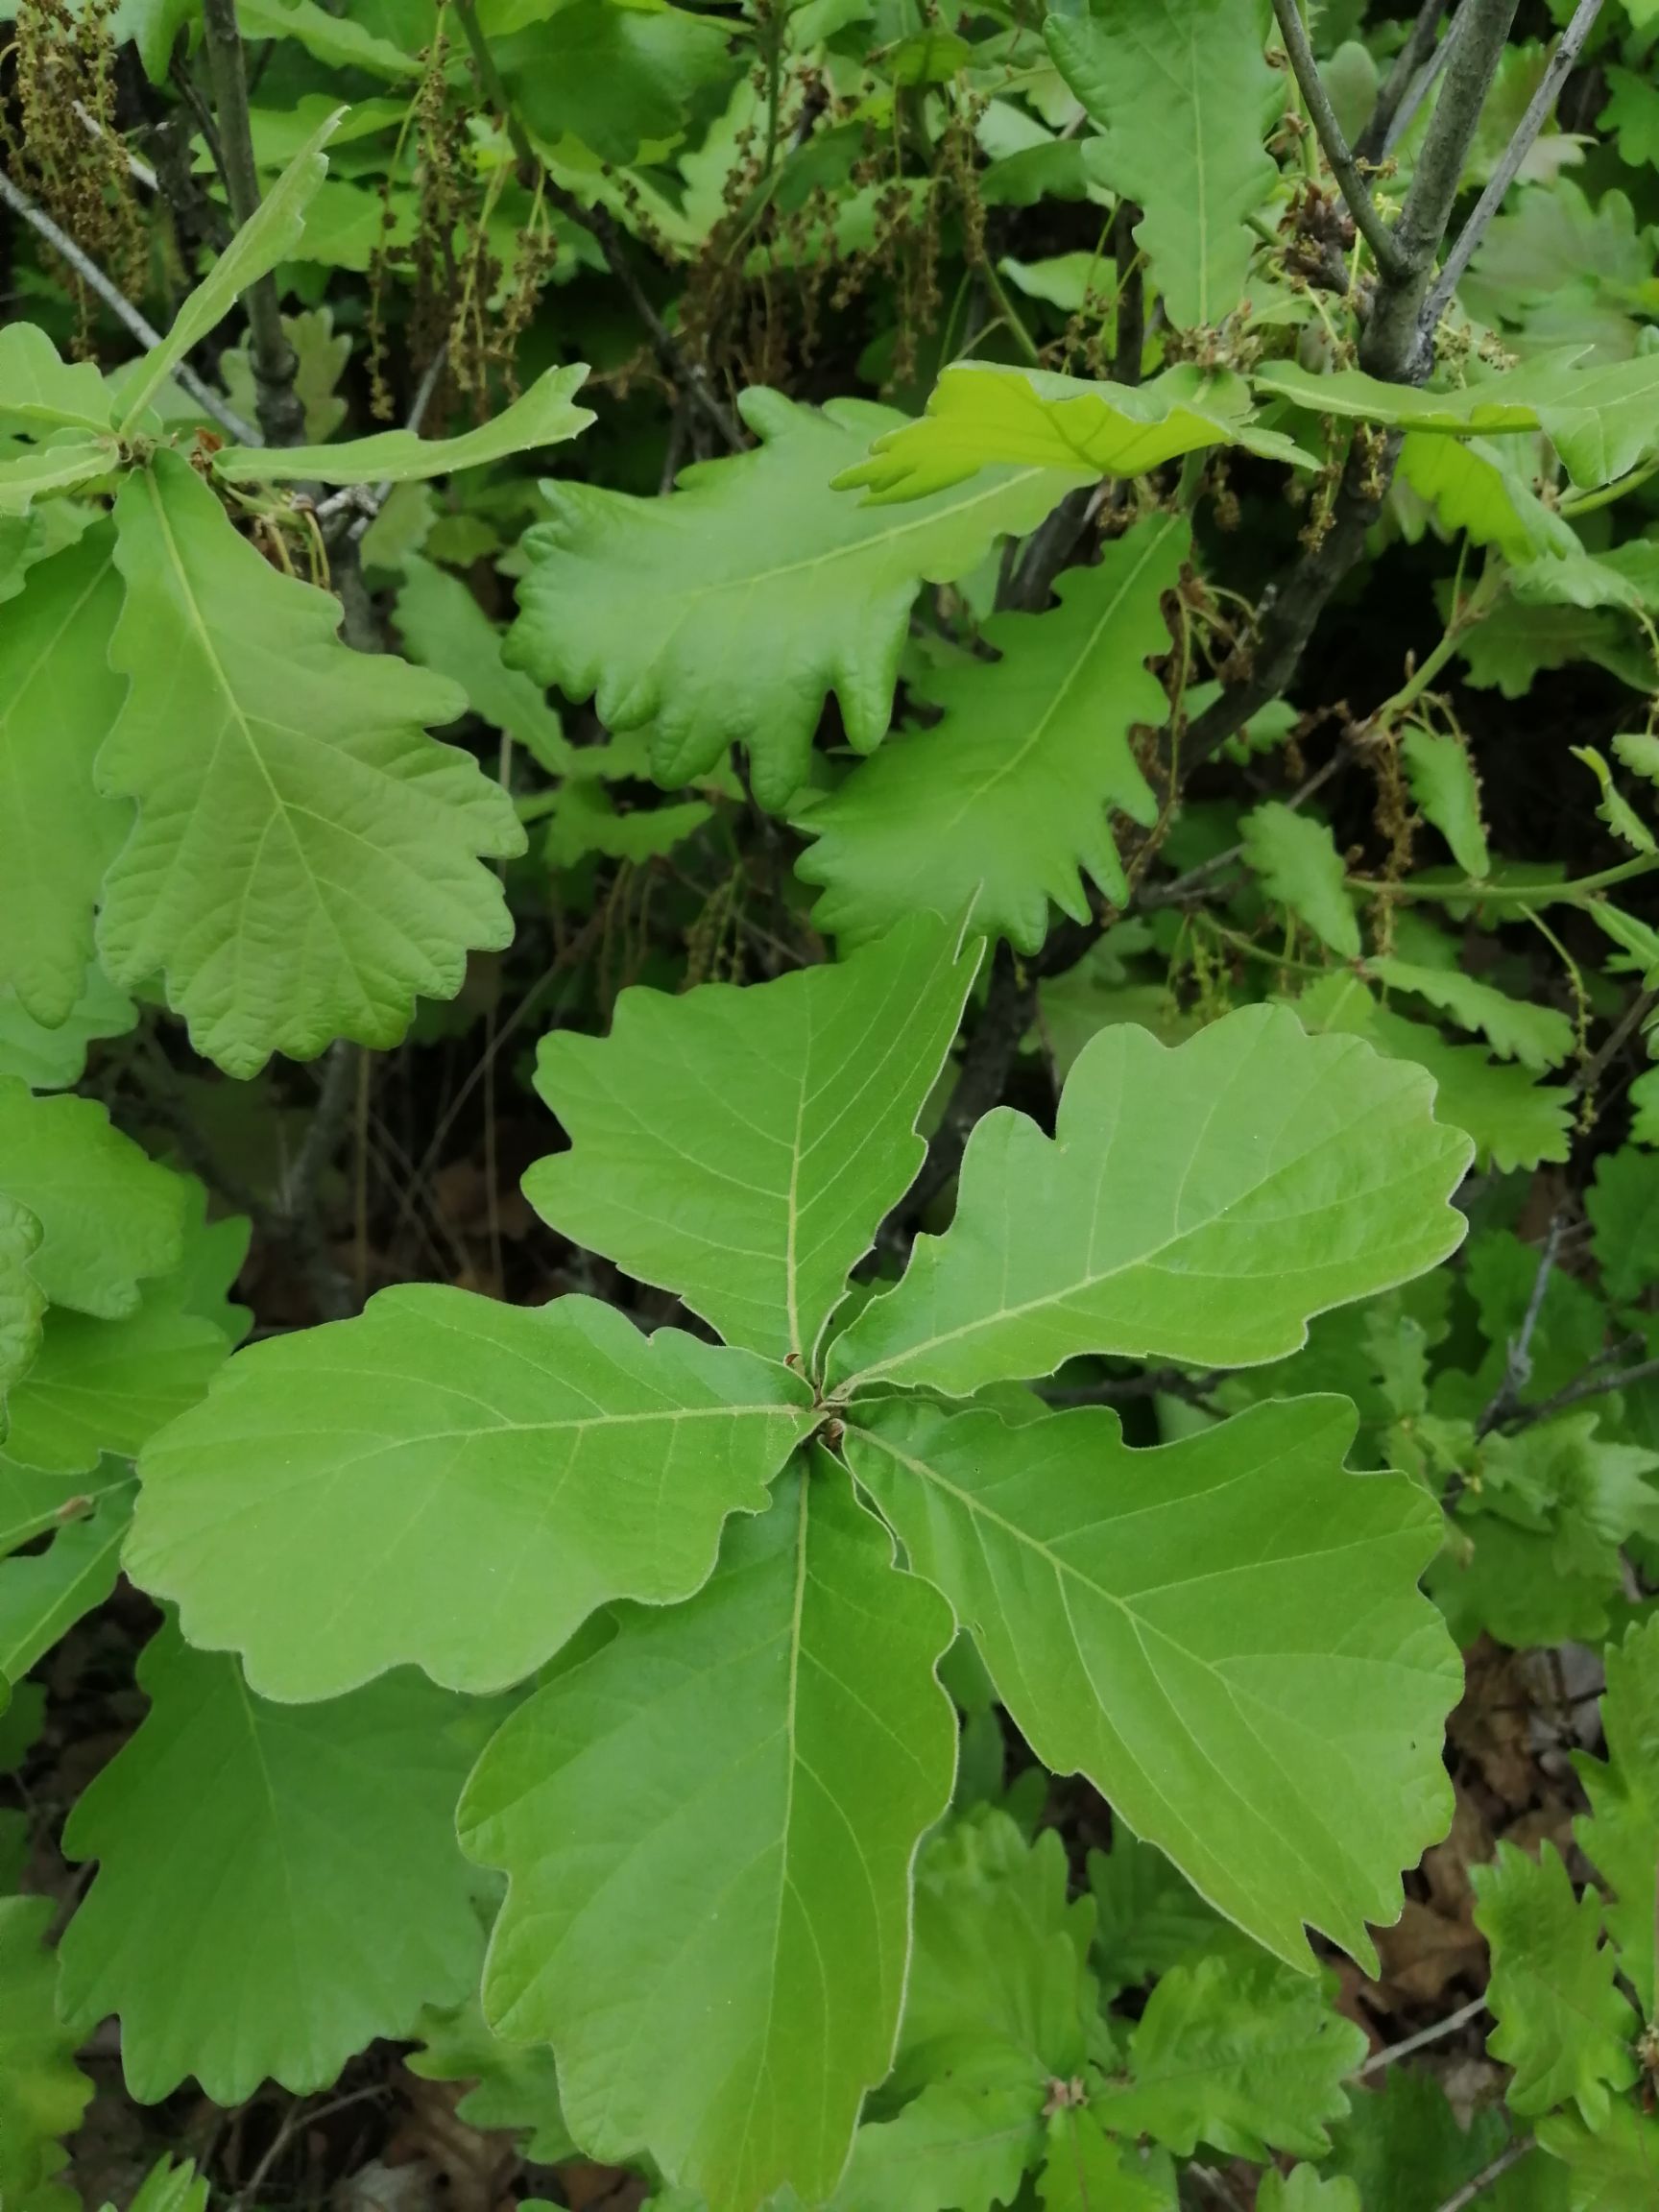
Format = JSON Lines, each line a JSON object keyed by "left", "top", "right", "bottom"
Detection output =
{"left": 1271, "top": 0, "right": 1407, "bottom": 278}
{"left": 199, "top": 0, "right": 305, "bottom": 445}
{"left": 1356, "top": 0, "right": 1451, "bottom": 163}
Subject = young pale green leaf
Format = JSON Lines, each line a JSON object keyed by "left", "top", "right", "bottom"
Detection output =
{"left": 59, "top": 1623, "right": 493, "bottom": 2104}
{"left": 1240, "top": 803, "right": 1360, "bottom": 957}
{"left": 115, "top": 108, "right": 342, "bottom": 434}
{"left": 129, "top": 1286, "right": 813, "bottom": 1699}
{"left": 408, "top": 1998, "right": 574, "bottom": 2163}
{"left": 506, "top": 387, "right": 1080, "bottom": 808}
{"left": 234, "top": 0, "right": 421, "bottom": 77}
{"left": 1536, "top": 2102, "right": 1659, "bottom": 2206}
{"left": 845, "top": 1395, "right": 1457, "bottom": 1974}
{"left": 0, "top": 1081, "right": 185, "bottom": 1319}
{"left": 827, "top": 1003, "right": 1471, "bottom": 1398}
{"left": 795, "top": 515, "right": 1184, "bottom": 948}
{"left": 1293, "top": 974, "right": 1574, "bottom": 1175}
{"left": 527, "top": 912, "right": 980, "bottom": 1366}
{"left": 0, "top": 1482, "right": 132, "bottom": 1698}
{"left": 0, "top": 967, "right": 136, "bottom": 1092}
{"left": 0, "top": 527, "right": 131, "bottom": 1028}
{"left": 1400, "top": 727, "right": 1490, "bottom": 879}
{"left": 213, "top": 363, "right": 594, "bottom": 484}
{"left": 1253, "top": 360, "right": 1550, "bottom": 436}
{"left": 1588, "top": 1146, "right": 1659, "bottom": 1302}
{"left": 899, "top": 1810, "right": 1098, "bottom": 2092}
{"left": 1038, "top": 2111, "right": 1170, "bottom": 2212}
{"left": 1397, "top": 433, "right": 1577, "bottom": 565}
{"left": 97, "top": 450, "right": 522, "bottom": 1077}
{"left": 1046, "top": 0, "right": 1277, "bottom": 329}
{"left": 1088, "top": 1831, "right": 1222, "bottom": 2002}
{"left": 833, "top": 2072, "right": 1044, "bottom": 2212}
{"left": 0, "top": 324, "right": 112, "bottom": 433}
{"left": 1575, "top": 1615, "right": 1659, "bottom": 2017}
{"left": 1256, "top": 2172, "right": 1360, "bottom": 2212}
{"left": 0, "top": 438, "right": 118, "bottom": 514}
{"left": 1473, "top": 1841, "right": 1639, "bottom": 2126}
{"left": 1093, "top": 1950, "right": 1366, "bottom": 2160}
{"left": 0, "top": 1896, "right": 93, "bottom": 2212}
{"left": 0, "top": 1276, "right": 230, "bottom": 1477}
{"left": 836, "top": 363, "right": 1309, "bottom": 504}
{"left": 461, "top": 1460, "right": 957, "bottom": 2212}
{"left": 393, "top": 554, "right": 572, "bottom": 770}
{"left": 1367, "top": 958, "right": 1575, "bottom": 1072}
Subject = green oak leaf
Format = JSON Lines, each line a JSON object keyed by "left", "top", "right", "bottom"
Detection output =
{"left": 128, "top": 1285, "right": 814, "bottom": 1698}
{"left": 0, "top": 323, "right": 112, "bottom": 433}
{"left": 506, "top": 386, "right": 1079, "bottom": 808}
{"left": 826, "top": 1003, "right": 1471, "bottom": 1398}
{"left": 0, "top": 439, "right": 119, "bottom": 515}
{"left": 1575, "top": 1616, "right": 1659, "bottom": 2016}
{"left": 1092, "top": 1949, "right": 1366, "bottom": 2160}
{"left": 0, "top": 1455, "right": 128, "bottom": 1561}
{"left": 527, "top": 912, "right": 980, "bottom": 1366}
{"left": 1366, "top": 958, "right": 1575, "bottom": 1072}
{"left": 833, "top": 2068, "right": 1045, "bottom": 2212}
{"left": 233, "top": 0, "right": 421, "bottom": 78}
{"left": 115, "top": 108, "right": 342, "bottom": 434}
{"left": 59, "top": 1623, "right": 493, "bottom": 2104}
{"left": 1038, "top": 2111, "right": 1170, "bottom": 2212}
{"left": 491, "top": 0, "right": 736, "bottom": 166}
{"left": 0, "top": 1199, "right": 45, "bottom": 1437}
{"left": 794, "top": 514, "right": 1185, "bottom": 948}
{"left": 0, "top": 966, "right": 136, "bottom": 1092}
{"left": 1537, "top": 2103, "right": 1659, "bottom": 2208}
{"left": 1397, "top": 431, "right": 1576, "bottom": 565}
{"left": 0, "top": 1274, "right": 231, "bottom": 1477}
{"left": 0, "top": 1482, "right": 132, "bottom": 1700}
{"left": 1473, "top": 1841, "right": 1639, "bottom": 2127}
{"left": 0, "top": 1081, "right": 185, "bottom": 1319}
{"left": 844, "top": 1394, "right": 1458, "bottom": 1972}
{"left": 0, "top": 527, "right": 131, "bottom": 1028}
{"left": 0, "top": 1897, "right": 93, "bottom": 2212}
{"left": 1257, "top": 2172, "right": 1360, "bottom": 2212}
{"left": 213, "top": 363, "right": 594, "bottom": 484}
{"left": 407, "top": 1997, "right": 574, "bottom": 2162}
{"left": 1324, "top": 2073, "right": 1511, "bottom": 2212}
{"left": 460, "top": 1459, "right": 957, "bottom": 2212}
{"left": 1046, "top": 0, "right": 1278, "bottom": 329}
{"left": 1588, "top": 1146, "right": 1659, "bottom": 1302}
{"left": 834, "top": 363, "right": 1310, "bottom": 503}
{"left": 1087, "top": 1830, "right": 1222, "bottom": 2002}
{"left": 393, "top": 554, "right": 572, "bottom": 770}
{"left": 97, "top": 449, "right": 523, "bottom": 1077}
{"left": 1241, "top": 803, "right": 1360, "bottom": 958}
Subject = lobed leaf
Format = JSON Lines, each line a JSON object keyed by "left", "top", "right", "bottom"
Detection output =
{"left": 1046, "top": 0, "right": 1278, "bottom": 330}
{"left": 795, "top": 514, "right": 1185, "bottom": 949}
{"left": 212, "top": 363, "right": 594, "bottom": 484}
{"left": 1473, "top": 1840, "right": 1639, "bottom": 2127}
{"left": 128, "top": 1285, "right": 814, "bottom": 1698}
{"left": 1575, "top": 1615, "right": 1659, "bottom": 2016}
{"left": 97, "top": 450, "right": 523, "bottom": 1076}
{"left": 506, "top": 386, "right": 1080, "bottom": 808}
{"left": 0, "top": 1896, "right": 92, "bottom": 2212}
{"left": 0, "top": 323, "right": 112, "bottom": 434}
{"left": 59, "top": 1623, "right": 492, "bottom": 2104}
{"left": 0, "top": 1081, "right": 185, "bottom": 1320}
{"left": 1241, "top": 804, "right": 1360, "bottom": 958}
{"left": 836, "top": 363, "right": 1310, "bottom": 504}
{"left": 461, "top": 1459, "right": 958, "bottom": 2212}
{"left": 528, "top": 912, "right": 980, "bottom": 1366}
{"left": 0, "top": 528, "right": 131, "bottom": 1028}
{"left": 827, "top": 1003, "right": 1471, "bottom": 1399}
{"left": 0, "top": 1482, "right": 132, "bottom": 1701}
{"left": 844, "top": 1394, "right": 1458, "bottom": 1972}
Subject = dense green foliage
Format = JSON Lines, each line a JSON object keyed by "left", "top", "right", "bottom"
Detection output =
{"left": 11, "top": 0, "right": 1659, "bottom": 2205}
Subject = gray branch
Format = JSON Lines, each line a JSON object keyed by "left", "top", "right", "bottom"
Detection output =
{"left": 1423, "top": 0, "right": 1606, "bottom": 328}
{"left": 1356, "top": 0, "right": 1451, "bottom": 163}
{"left": 0, "top": 164, "right": 257, "bottom": 443}
{"left": 200, "top": 0, "right": 306, "bottom": 445}
{"left": 1271, "top": 0, "right": 1407, "bottom": 278}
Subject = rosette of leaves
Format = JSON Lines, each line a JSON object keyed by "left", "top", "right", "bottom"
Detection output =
{"left": 118, "top": 911, "right": 1472, "bottom": 2212}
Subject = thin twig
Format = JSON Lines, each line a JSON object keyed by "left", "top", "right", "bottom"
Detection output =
{"left": 1512, "top": 1352, "right": 1659, "bottom": 1427}
{"left": 1477, "top": 1214, "right": 1562, "bottom": 1437}
{"left": 1385, "top": 0, "right": 1470, "bottom": 156}
{"left": 1572, "top": 983, "right": 1659, "bottom": 1098}
{"left": 1430, "top": 2137, "right": 1535, "bottom": 2212}
{"left": 449, "top": 0, "right": 743, "bottom": 450}
{"left": 0, "top": 166, "right": 257, "bottom": 442}
{"left": 1424, "top": 0, "right": 1606, "bottom": 327}
{"left": 1357, "top": 0, "right": 1452, "bottom": 163}
{"left": 200, "top": 0, "right": 305, "bottom": 445}
{"left": 1271, "top": 0, "right": 1407, "bottom": 277}
{"left": 1354, "top": 1993, "right": 1488, "bottom": 2077}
